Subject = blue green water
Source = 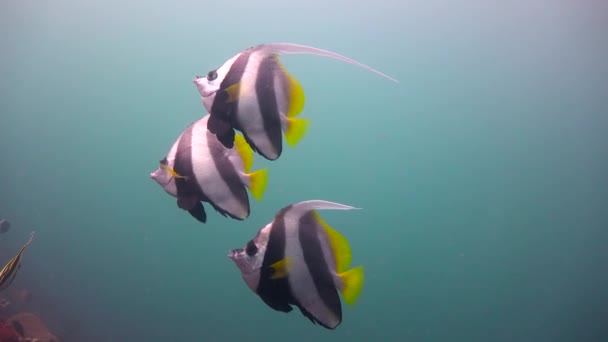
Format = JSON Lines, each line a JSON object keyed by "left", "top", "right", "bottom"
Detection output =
{"left": 1, "top": 1, "right": 607, "bottom": 341}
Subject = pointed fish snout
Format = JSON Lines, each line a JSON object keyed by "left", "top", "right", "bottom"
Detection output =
{"left": 228, "top": 249, "right": 240, "bottom": 259}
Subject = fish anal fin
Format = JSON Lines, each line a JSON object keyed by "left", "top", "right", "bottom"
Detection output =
{"left": 338, "top": 265, "right": 364, "bottom": 305}
{"left": 187, "top": 202, "right": 207, "bottom": 223}
{"left": 314, "top": 211, "right": 352, "bottom": 273}
{"left": 177, "top": 196, "right": 198, "bottom": 210}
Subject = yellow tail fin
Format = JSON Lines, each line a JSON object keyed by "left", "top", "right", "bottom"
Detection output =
{"left": 339, "top": 266, "right": 364, "bottom": 306}
{"left": 285, "top": 117, "right": 309, "bottom": 147}
{"left": 248, "top": 169, "right": 268, "bottom": 201}
{"left": 234, "top": 133, "right": 253, "bottom": 172}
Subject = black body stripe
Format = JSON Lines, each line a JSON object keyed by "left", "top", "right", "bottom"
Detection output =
{"left": 208, "top": 50, "right": 253, "bottom": 148}
{"left": 257, "top": 207, "right": 292, "bottom": 312}
{"left": 249, "top": 55, "right": 283, "bottom": 160}
{"left": 298, "top": 211, "right": 342, "bottom": 329}
{"left": 173, "top": 123, "right": 199, "bottom": 201}
{"left": 206, "top": 134, "right": 250, "bottom": 220}
{"left": 211, "top": 50, "right": 252, "bottom": 123}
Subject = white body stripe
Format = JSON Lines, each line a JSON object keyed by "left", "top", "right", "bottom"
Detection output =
{"left": 282, "top": 205, "right": 340, "bottom": 328}
{"left": 190, "top": 116, "right": 248, "bottom": 219}
{"left": 234, "top": 50, "right": 280, "bottom": 158}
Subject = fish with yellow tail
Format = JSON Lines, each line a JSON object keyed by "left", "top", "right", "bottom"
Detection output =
{"left": 0, "top": 232, "right": 35, "bottom": 292}
{"left": 150, "top": 114, "right": 268, "bottom": 223}
{"left": 193, "top": 43, "right": 399, "bottom": 161}
{"left": 228, "top": 200, "right": 364, "bottom": 329}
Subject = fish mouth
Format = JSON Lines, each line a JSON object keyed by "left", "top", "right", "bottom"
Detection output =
{"left": 227, "top": 249, "right": 240, "bottom": 260}
{"left": 192, "top": 76, "right": 218, "bottom": 97}
{"left": 149, "top": 169, "right": 171, "bottom": 186}
{"left": 149, "top": 170, "right": 160, "bottom": 180}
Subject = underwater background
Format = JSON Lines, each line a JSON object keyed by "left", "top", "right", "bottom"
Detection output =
{"left": 1, "top": 0, "right": 607, "bottom": 341}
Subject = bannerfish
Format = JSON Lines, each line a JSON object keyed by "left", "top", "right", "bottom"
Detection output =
{"left": 228, "top": 200, "right": 364, "bottom": 329}
{"left": 193, "top": 43, "right": 399, "bottom": 160}
{"left": 150, "top": 114, "right": 268, "bottom": 223}
{"left": 0, "top": 219, "right": 10, "bottom": 234}
{"left": 0, "top": 232, "right": 35, "bottom": 292}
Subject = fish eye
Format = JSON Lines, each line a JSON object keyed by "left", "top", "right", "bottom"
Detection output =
{"left": 207, "top": 70, "right": 218, "bottom": 81}
{"left": 245, "top": 240, "right": 258, "bottom": 256}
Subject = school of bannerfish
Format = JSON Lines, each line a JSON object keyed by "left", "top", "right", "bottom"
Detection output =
{"left": 150, "top": 42, "right": 398, "bottom": 330}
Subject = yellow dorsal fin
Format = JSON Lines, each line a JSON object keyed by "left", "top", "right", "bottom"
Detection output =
{"left": 247, "top": 169, "right": 268, "bottom": 201}
{"left": 234, "top": 133, "right": 253, "bottom": 172}
{"left": 275, "top": 55, "right": 305, "bottom": 117}
{"left": 339, "top": 266, "right": 364, "bottom": 305}
{"left": 285, "top": 117, "right": 309, "bottom": 147}
{"left": 269, "top": 257, "right": 292, "bottom": 279}
{"left": 225, "top": 82, "right": 241, "bottom": 103}
{"left": 314, "top": 212, "right": 352, "bottom": 273}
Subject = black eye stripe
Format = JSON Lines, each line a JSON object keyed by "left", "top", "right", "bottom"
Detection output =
{"left": 245, "top": 240, "right": 258, "bottom": 256}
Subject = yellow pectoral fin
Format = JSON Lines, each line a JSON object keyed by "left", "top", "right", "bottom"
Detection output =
{"left": 285, "top": 117, "right": 309, "bottom": 147}
{"left": 225, "top": 83, "right": 241, "bottom": 103}
{"left": 269, "top": 258, "right": 292, "bottom": 279}
{"left": 173, "top": 173, "right": 189, "bottom": 180}
{"left": 161, "top": 164, "right": 188, "bottom": 180}
{"left": 339, "top": 266, "right": 364, "bottom": 305}
{"left": 234, "top": 133, "right": 253, "bottom": 172}
{"left": 247, "top": 169, "right": 268, "bottom": 201}
{"left": 314, "top": 212, "right": 352, "bottom": 273}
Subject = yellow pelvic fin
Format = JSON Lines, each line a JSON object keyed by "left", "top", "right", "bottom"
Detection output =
{"left": 285, "top": 117, "right": 309, "bottom": 147}
{"left": 234, "top": 133, "right": 253, "bottom": 172}
{"left": 225, "top": 82, "right": 241, "bottom": 103}
{"left": 161, "top": 164, "right": 188, "bottom": 180}
{"left": 269, "top": 258, "right": 292, "bottom": 279}
{"left": 314, "top": 212, "right": 352, "bottom": 273}
{"left": 247, "top": 169, "right": 268, "bottom": 201}
{"left": 275, "top": 55, "right": 305, "bottom": 118}
{"left": 339, "top": 266, "right": 365, "bottom": 306}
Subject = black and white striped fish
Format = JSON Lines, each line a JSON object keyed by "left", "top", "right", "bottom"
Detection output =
{"left": 228, "top": 200, "right": 364, "bottom": 329}
{"left": 0, "top": 232, "right": 35, "bottom": 292}
{"left": 193, "top": 43, "right": 399, "bottom": 161}
{"left": 150, "top": 114, "right": 268, "bottom": 223}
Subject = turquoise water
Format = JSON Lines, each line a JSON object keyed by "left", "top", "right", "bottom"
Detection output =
{"left": 1, "top": 0, "right": 607, "bottom": 341}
